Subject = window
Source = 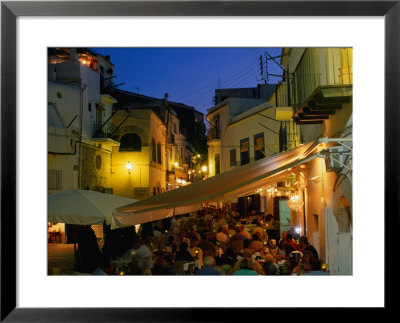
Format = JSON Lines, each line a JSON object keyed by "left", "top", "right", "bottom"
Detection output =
{"left": 230, "top": 149, "right": 236, "bottom": 167}
{"left": 254, "top": 133, "right": 265, "bottom": 161}
{"left": 88, "top": 102, "right": 92, "bottom": 112}
{"left": 119, "top": 133, "right": 142, "bottom": 151}
{"left": 173, "top": 123, "right": 177, "bottom": 134}
{"left": 279, "top": 125, "right": 288, "bottom": 152}
{"left": 215, "top": 153, "right": 221, "bottom": 175}
{"left": 157, "top": 142, "right": 162, "bottom": 164}
{"left": 240, "top": 138, "right": 250, "bottom": 165}
{"left": 95, "top": 155, "right": 102, "bottom": 170}
{"left": 151, "top": 138, "right": 156, "bottom": 162}
{"left": 48, "top": 169, "right": 63, "bottom": 190}
{"left": 212, "top": 114, "right": 220, "bottom": 139}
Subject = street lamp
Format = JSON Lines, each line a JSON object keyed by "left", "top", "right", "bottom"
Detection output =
{"left": 201, "top": 165, "right": 207, "bottom": 172}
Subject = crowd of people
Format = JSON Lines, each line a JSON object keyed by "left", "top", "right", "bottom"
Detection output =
{"left": 78, "top": 206, "right": 327, "bottom": 276}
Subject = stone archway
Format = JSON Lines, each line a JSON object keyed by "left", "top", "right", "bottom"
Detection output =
{"left": 337, "top": 196, "right": 352, "bottom": 233}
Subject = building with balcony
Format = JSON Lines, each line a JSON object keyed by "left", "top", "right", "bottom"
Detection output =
{"left": 108, "top": 108, "right": 167, "bottom": 200}
{"left": 48, "top": 48, "right": 119, "bottom": 242}
{"left": 278, "top": 47, "right": 353, "bottom": 274}
{"left": 111, "top": 89, "right": 207, "bottom": 189}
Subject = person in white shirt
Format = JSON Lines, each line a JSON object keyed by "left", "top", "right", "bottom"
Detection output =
{"left": 216, "top": 226, "right": 230, "bottom": 244}
{"left": 127, "top": 236, "right": 154, "bottom": 275}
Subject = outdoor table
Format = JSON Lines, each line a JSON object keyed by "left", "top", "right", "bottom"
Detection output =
{"left": 111, "top": 257, "right": 131, "bottom": 274}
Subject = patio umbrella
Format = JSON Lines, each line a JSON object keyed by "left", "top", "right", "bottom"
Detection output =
{"left": 48, "top": 189, "right": 138, "bottom": 273}
{"left": 48, "top": 189, "right": 138, "bottom": 226}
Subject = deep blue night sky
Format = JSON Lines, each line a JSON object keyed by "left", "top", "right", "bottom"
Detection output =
{"left": 92, "top": 47, "right": 283, "bottom": 115}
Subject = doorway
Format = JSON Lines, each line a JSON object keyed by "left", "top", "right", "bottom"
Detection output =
{"left": 278, "top": 198, "right": 290, "bottom": 238}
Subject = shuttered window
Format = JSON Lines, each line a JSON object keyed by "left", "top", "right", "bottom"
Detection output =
{"left": 48, "top": 169, "right": 63, "bottom": 190}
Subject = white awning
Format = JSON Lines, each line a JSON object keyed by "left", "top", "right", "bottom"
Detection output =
{"left": 112, "top": 140, "right": 321, "bottom": 229}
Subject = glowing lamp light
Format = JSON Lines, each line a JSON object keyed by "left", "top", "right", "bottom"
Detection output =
{"left": 181, "top": 179, "right": 186, "bottom": 184}
{"left": 126, "top": 162, "right": 132, "bottom": 174}
{"left": 294, "top": 227, "right": 301, "bottom": 234}
{"left": 174, "top": 162, "right": 179, "bottom": 167}
{"left": 287, "top": 193, "right": 304, "bottom": 211}
{"left": 201, "top": 165, "right": 207, "bottom": 172}
{"left": 177, "top": 178, "right": 182, "bottom": 184}
{"left": 290, "top": 194, "right": 300, "bottom": 202}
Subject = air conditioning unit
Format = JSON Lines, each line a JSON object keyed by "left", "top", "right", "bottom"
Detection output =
{"left": 325, "top": 145, "right": 347, "bottom": 171}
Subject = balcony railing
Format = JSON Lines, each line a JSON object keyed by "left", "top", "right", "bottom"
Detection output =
{"left": 207, "top": 127, "right": 220, "bottom": 141}
{"left": 293, "top": 48, "right": 352, "bottom": 110}
{"left": 92, "top": 121, "right": 115, "bottom": 139}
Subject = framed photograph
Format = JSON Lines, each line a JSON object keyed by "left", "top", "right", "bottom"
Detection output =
{"left": 1, "top": 0, "right": 398, "bottom": 321}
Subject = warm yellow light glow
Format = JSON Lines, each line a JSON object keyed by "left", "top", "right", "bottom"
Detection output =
{"left": 201, "top": 165, "right": 207, "bottom": 172}
{"left": 290, "top": 194, "right": 300, "bottom": 202}
{"left": 174, "top": 162, "right": 179, "bottom": 167}
{"left": 126, "top": 162, "right": 132, "bottom": 170}
{"left": 197, "top": 154, "right": 201, "bottom": 158}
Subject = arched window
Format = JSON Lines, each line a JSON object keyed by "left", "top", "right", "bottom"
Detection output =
{"left": 151, "top": 138, "right": 156, "bottom": 162}
{"left": 157, "top": 142, "right": 162, "bottom": 164}
{"left": 119, "top": 133, "right": 142, "bottom": 152}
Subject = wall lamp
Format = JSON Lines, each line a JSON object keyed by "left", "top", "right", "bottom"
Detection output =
{"left": 126, "top": 161, "right": 132, "bottom": 174}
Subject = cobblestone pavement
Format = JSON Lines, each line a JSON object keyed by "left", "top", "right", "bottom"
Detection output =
{"left": 48, "top": 243, "right": 76, "bottom": 275}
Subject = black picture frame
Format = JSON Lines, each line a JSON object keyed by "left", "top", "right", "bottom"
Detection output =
{"left": 1, "top": 0, "right": 398, "bottom": 321}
